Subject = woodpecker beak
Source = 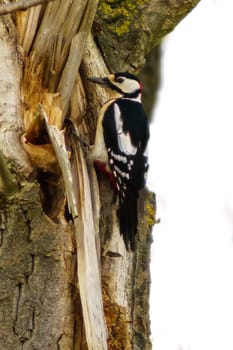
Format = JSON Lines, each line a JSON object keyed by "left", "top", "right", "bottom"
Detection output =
{"left": 87, "top": 77, "right": 108, "bottom": 85}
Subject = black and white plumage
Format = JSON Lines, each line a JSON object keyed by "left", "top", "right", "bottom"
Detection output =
{"left": 88, "top": 72, "right": 149, "bottom": 251}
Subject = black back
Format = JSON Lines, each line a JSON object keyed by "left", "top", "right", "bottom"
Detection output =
{"left": 102, "top": 98, "right": 149, "bottom": 250}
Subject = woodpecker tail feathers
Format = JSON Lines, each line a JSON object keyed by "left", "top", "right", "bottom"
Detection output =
{"left": 117, "top": 187, "right": 138, "bottom": 251}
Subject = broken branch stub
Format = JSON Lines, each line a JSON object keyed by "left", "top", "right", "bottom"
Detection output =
{"left": 40, "top": 105, "right": 108, "bottom": 350}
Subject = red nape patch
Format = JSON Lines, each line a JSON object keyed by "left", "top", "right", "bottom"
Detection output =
{"left": 139, "top": 82, "right": 143, "bottom": 92}
{"left": 94, "top": 160, "right": 117, "bottom": 193}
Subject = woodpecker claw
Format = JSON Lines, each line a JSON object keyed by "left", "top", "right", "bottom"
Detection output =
{"left": 64, "top": 118, "right": 90, "bottom": 151}
{"left": 74, "top": 134, "right": 90, "bottom": 151}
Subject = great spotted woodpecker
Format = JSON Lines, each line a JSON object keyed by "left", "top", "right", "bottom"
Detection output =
{"left": 88, "top": 72, "right": 149, "bottom": 251}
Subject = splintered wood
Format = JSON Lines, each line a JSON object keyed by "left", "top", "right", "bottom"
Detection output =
{"left": 18, "top": 1, "right": 108, "bottom": 349}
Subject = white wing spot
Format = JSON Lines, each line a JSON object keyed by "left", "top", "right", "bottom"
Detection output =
{"left": 114, "top": 104, "right": 137, "bottom": 155}
{"left": 110, "top": 150, "right": 127, "bottom": 163}
{"left": 113, "top": 165, "right": 129, "bottom": 179}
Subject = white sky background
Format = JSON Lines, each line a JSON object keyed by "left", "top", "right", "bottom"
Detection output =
{"left": 148, "top": 0, "right": 233, "bottom": 349}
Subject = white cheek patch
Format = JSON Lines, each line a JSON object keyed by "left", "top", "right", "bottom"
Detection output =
{"left": 114, "top": 104, "right": 137, "bottom": 155}
{"left": 121, "top": 79, "right": 139, "bottom": 93}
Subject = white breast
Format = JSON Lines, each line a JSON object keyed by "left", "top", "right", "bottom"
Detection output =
{"left": 89, "top": 99, "right": 115, "bottom": 162}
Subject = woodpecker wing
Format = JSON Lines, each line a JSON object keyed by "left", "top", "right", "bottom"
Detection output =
{"left": 116, "top": 99, "right": 149, "bottom": 153}
{"left": 102, "top": 99, "right": 149, "bottom": 250}
{"left": 103, "top": 100, "right": 149, "bottom": 189}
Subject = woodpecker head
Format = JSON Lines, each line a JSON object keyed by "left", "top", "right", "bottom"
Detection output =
{"left": 88, "top": 72, "right": 142, "bottom": 98}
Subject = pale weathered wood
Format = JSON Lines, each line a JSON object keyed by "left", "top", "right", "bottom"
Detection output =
{"left": 39, "top": 105, "right": 78, "bottom": 218}
{"left": 74, "top": 144, "right": 108, "bottom": 350}
{"left": 58, "top": 0, "right": 99, "bottom": 117}
{"left": 17, "top": 5, "right": 42, "bottom": 54}
{"left": 18, "top": 2, "right": 109, "bottom": 347}
{"left": 39, "top": 105, "right": 108, "bottom": 349}
{"left": 58, "top": 32, "right": 87, "bottom": 118}
{"left": 0, "top": 17, "right": 31, "bottom": 175}
{"left": 30, "top": 0, "right": 88, "bottom": 89}
{"left": 0, "top": 0, "right": 54, "bottom": 15}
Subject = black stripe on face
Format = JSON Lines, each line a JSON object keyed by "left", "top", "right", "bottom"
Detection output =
{"left": 105, "top": 79, "right": 124, "bottom": 94}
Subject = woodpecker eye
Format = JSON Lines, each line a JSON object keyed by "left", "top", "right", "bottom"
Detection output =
{"left": 115, "top": 77, "right": 124, "bottom": 83}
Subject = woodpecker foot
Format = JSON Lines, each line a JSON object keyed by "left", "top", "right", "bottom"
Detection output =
{"left": 64, "top": 118, "right": 90, "bottom": 151}
{"left": 74, "top": 133, "right": 90, "bottom": 151}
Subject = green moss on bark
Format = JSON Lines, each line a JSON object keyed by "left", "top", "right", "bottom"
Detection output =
{"left": 98, "top": 0, "right": 149, "bottom": 36}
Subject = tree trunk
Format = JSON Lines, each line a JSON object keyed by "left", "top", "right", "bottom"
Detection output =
{"left": 0, "top": 1, "right": 200, "bottom": 349}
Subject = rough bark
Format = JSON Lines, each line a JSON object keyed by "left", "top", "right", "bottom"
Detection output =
{"left": 0, "top": 0, "right": 200, "bottom": 349}
{"left": 140, "top": 46, "right": 161, "bottom": 118}
{"left": 94, "top": 0, "right": 200, "bottom": 72}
